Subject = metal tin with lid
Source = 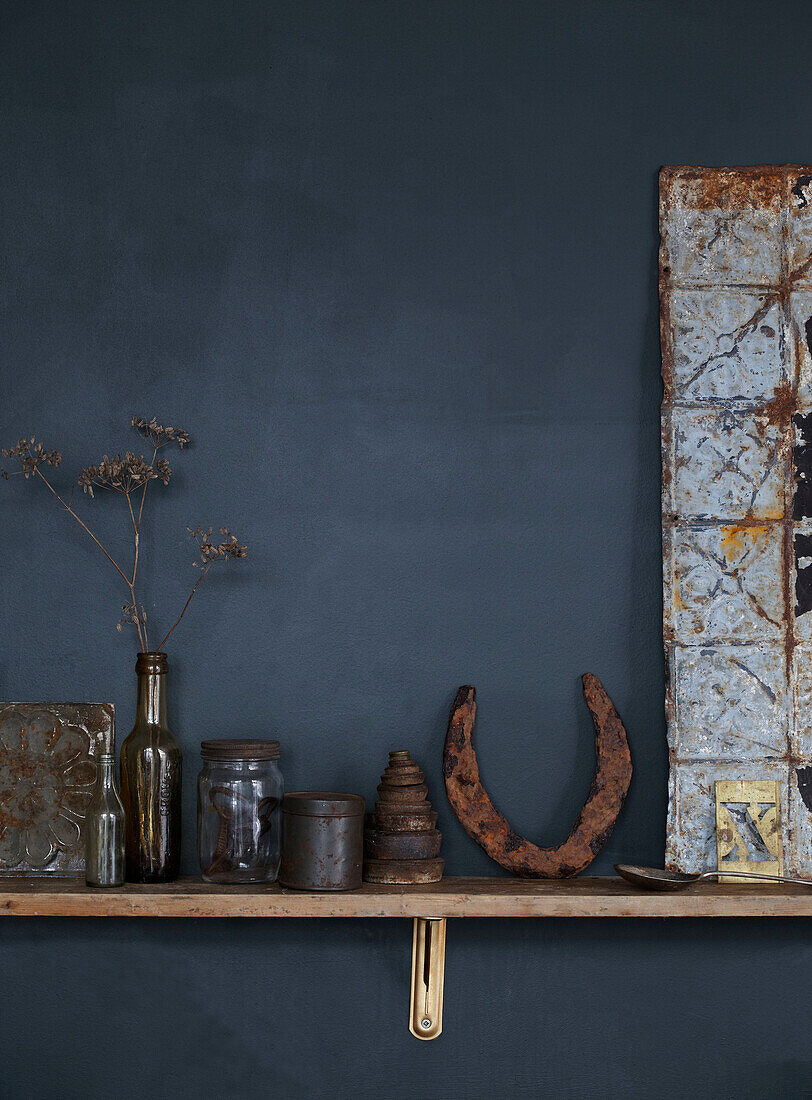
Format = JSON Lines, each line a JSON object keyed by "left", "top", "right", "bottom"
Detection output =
{"left": 279, "top": 791, "right": 365, "bottom": 891}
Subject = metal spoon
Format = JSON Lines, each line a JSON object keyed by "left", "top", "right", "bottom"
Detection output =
{"left": 615, "top": 864, "right": 812, "bottom": 891}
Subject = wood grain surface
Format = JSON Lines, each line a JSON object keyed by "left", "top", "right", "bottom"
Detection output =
{"left": 1, "top": 876, "right": 811, "bottom": 917}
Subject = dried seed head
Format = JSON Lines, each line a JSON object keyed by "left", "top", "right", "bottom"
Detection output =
{"left": 188, "top": 524, "right": 248, "bottom": 569}
{"left": 1, "top": 437, "right": 62, "bottom": 480}
{"left": 79, "top": 451, "right": 168, "bottom": 496}
{"left": 131, "top": 416, "right": 191, "bottom": 450}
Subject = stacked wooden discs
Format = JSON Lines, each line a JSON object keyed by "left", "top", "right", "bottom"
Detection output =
{"left": 363, "top": 750, "right": 444, "bottom": 884}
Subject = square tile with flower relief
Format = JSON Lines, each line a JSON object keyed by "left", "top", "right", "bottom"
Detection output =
{"left": 0, "top": 703, "right": 114, "bottom": 876}
{"left": 661, "top": 168, "right": 784, "bottom": 287}
{"left": 669, "top": 407, "right": 787, "bottom": 521}
{"left": 673, "top": 644, "right": 788, "bottom": 761}
{"left": 668, "top": 288, "right": 784, "bottom": 404}
{"left": 666, "top": 523, "right": 784, "bottom": 644}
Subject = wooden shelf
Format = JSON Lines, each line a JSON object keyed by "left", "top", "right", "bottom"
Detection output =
{"left": 1, "top": 875, "right": 812, "bottom": 918}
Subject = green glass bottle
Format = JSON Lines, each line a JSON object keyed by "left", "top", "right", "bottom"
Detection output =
{"left": 85, "top": 754, "right": 126, "bottom": 887}
{"left": 120, "top": 652, "right": 182, "bottom": 883}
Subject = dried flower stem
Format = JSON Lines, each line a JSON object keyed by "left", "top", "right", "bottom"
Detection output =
{"left": 34, "top": 467, "right": 129, "bottom": 584}
{"left": 34, "top": 466, "right": 148, "bottom": 650}
{"left": 125, "top": 493, "right": 150, "bottom": 648}
{"left": 156, "top": 565, "right": 211, "bottom": 651}
{"left": 127, "top": 447, "right": 157, "bottom": 649}
{"left": 125, "top": 491, "right": 137, "bottom": 547}
{"left": 4, "top": 422, "right": 245, "bottom": 651}
{"left": 137, "top": 447, "right": 157, "bottom": 533}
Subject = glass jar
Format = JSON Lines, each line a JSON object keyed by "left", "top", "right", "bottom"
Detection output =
{"left": 197, "top": 739, "right": 283, "bottom": 883}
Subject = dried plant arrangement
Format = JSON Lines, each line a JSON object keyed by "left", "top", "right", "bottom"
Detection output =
{"left": 1, "top": 417, "right": 247, "bottom": 651}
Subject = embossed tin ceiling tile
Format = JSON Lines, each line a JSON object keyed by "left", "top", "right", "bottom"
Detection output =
{"left": 660, "top": 167, "right": 784, "bottom": 286}
{"left": 0, "top": 703, "right": 114, "bottom": 876}
{"left": 668, "top": 523, "right": 784, "bottom": 644}
{"left": 668, "top": 288, "right": 785, "bottom": 404}
{"left": 666, "top": 760, "right": 789, "bottom": 875}
{"left": 669, "top": 407, "right": 788, "bottom": 520}
{"left": 673, "top": 644, "right": 789, "bottom": 760}
{"left": 661, "top": 165, "right": 812, "bottom": 874}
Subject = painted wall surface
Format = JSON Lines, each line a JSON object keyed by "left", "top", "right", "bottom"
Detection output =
{"left": 0, "top": 3, "right": 809, "bottom": 1097}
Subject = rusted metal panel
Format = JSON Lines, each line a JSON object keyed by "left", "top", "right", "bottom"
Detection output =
{"left": 661, "top": 165, "right": 812, "bottom": 874}
{"left": 0, "top": 703, "right": 114, "bottom": 875}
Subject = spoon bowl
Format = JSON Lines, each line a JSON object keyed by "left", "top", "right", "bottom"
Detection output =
{"left": 615, "top": 865, "right": 702, "bottom": 891}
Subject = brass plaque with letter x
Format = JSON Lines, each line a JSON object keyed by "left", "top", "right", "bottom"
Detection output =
{"left": 714, "top": 780, "right": 782, "bottom": 883}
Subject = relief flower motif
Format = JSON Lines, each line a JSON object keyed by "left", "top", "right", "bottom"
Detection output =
{"left": 0, "top": 711, "right": 98, "bottom": 869}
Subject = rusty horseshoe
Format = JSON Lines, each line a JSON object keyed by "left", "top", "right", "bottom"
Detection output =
{"left": 443, "top": 674, "right": 632, "bottom": 878}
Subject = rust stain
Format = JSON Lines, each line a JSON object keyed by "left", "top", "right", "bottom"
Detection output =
{"left": 719, "top": 524, "right": 771, "bottom": 562}
{"left": 674, "top": 579, "right": 687, "bottom": 611}
{"left": 667, "top": 166, "right": 785, "bottom": 211}
{"left": 443, "top": 676, "right": 632, "bottom": 878}
{"left": 760, "top": 380, "right": 797, "bottom": 427}
{"left": 720, "top": 525, "right": 746, "bottom": 557}
{"left": 794, "top": 324, "right": 805, "bottom": 391}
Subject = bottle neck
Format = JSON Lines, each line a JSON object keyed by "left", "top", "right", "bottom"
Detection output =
{"left": 97, "top": 757, "right": 116, "bottom": 788}
{"left": 134, "top": 653, "right": 168, "bottom": 727}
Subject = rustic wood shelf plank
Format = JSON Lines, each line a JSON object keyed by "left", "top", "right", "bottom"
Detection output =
{"left": 1, "top": 876, "right": 812, "bottom": 917}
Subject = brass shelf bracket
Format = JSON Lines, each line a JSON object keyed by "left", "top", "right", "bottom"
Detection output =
{"left": 409, "top": 916, "right": 446, "bottom": 1040}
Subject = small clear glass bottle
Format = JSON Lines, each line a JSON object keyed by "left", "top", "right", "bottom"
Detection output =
{"left": 85, "top": 754, "right": 126, "bottom": 887}
{"left": 197, "top": 740, "right": 283, "bottom": 883}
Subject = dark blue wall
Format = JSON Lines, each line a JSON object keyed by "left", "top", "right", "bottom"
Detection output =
{"left": 0, "top": 2, "right": 808, "bottom": 1097}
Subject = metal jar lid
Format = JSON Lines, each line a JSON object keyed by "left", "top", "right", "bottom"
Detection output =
{"left": 200, "top": 738, "right": 281, "bottom": 761}
{"left": 281, "top": 791, "right": 365, "bottom": 818}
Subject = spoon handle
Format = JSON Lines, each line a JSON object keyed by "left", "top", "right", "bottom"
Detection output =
{"left": 704, "top": 870, "right": 812, "bottom": 886}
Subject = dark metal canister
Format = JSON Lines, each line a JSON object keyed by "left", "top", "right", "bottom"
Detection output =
{"left": 279, "top": 792, "right": 365, "bottom": 891}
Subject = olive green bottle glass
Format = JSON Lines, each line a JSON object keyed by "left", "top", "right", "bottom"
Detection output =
{"left": 84, "top": 754, "right": 125, "bottom": 887}
{"left": 120, "top": 652, "right": 182, "bottom": 883}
